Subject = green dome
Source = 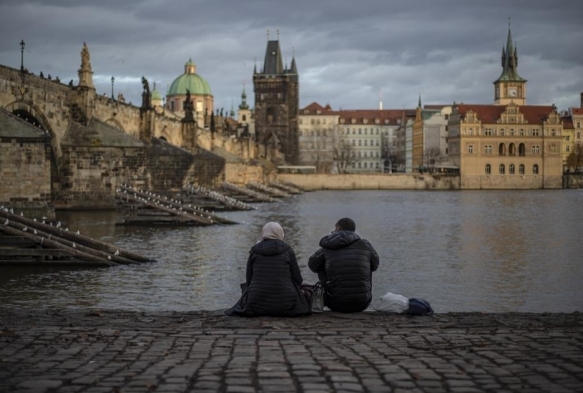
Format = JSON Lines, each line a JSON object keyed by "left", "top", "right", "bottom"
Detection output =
{"left": 167, "top": 59, "right": 212, "bottom": 96}
{"left": 151, "top": 89, "right": 162, "bottom": 101}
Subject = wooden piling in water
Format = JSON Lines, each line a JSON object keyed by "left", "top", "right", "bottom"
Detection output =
{"left": 0, "top": 209, "right": 155, "bottom": 265}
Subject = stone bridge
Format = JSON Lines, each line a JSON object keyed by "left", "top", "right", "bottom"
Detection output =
{"left": 0, "top": 64, "right": 256, "bottom": 164}
{"left": 0, "top": 48, "right": 266, "bottom": 211}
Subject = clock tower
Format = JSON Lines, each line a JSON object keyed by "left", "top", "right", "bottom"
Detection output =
{"left": 494, "top": 26, "right": 527, "bottom": 106}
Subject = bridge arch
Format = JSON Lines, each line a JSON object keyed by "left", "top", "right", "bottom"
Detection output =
{"left": 3, "top": 100, "right": 61, "bottom": 172}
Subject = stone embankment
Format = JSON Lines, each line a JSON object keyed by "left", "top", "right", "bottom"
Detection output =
{"left": 277, "top": 174, "right": 460, "bottom": 191}
{"left": 1, "top": 308, "right": 582, "bottom": 392}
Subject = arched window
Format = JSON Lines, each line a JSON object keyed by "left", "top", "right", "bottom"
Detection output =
{"left": 170, "top": 101, "right": 175, "bottom": 112}
{"left": 358, "top": 140, "right": 362, "bottom": 146}
{"left": 242, "top": 114, "right": 247, "bottom": 121}
{"left": 519, "top": 164, "right": 525, "bottom": 174}
{"left": 533, "top": 164, "right": 539, "bottom": 174}
{"left": 485, "top": 164, "right": 491, "bottom": 174}
{"left": 499, "top": 164, "right": 505, "bottom": 174}
{"left": 519, "top": 143, "right": 526, "bottom": 156}
{"left": 509, "top": 164, "right": 515, "bottom": 174}
{"left": 509, "top": 143, "right": 516, "bottom": 156}
{"left": 364, "top": 162, "right": 368, "bottom": 168}
{"left": 499, "top": 143, "right": 506, "bottom": 156}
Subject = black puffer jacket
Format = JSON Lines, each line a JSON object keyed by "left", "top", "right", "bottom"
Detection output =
{"left": 226, "top": 239, "right": 311, "bottom": 317}
{"left": 308, "top": 231, "right": 379, "bottom": 313}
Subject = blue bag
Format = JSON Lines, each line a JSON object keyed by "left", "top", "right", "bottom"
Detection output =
{"left": 407, "top": 298, "right": 434, "bottom": 316}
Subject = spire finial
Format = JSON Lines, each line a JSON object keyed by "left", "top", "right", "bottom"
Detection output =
{"left": 508, "top": 16, "right": 511, "bottom": 29}
{"left": 277, "top": 29, "right": 280, "bottom": 40}
{"left": 267, "top": 29, "right": 270, "bottom": 40}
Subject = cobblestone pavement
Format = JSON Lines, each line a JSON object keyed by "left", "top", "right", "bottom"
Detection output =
{"left": 1, "top": 308, "right": 582, "bottom": 393}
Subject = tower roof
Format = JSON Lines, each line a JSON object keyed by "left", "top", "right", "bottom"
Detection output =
{"left": 495, "top": 27, "right": 526, "bottom": 83}
{"left": 262, "top": 40, "right": 284, "bottom": 74}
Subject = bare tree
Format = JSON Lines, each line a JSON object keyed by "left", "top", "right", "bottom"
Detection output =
{"left": 566, "top": 144, "right": 583, "bottom": 173}
{"left": 424, "top": 147, "right": 441, "bottom": 173}
{"left": 334, "top": 140, "right": 355, "bottom": 174}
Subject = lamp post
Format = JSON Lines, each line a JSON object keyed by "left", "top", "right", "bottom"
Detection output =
{"left": 20, "top": 40, "right": 25, "bottom": 73}
{"left": 111, "top": 76, "right": 115, "bottom": 99}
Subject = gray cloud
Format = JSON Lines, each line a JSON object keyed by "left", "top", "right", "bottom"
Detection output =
{"left": 1, "top": 0, "right": 581, "bottom": 112}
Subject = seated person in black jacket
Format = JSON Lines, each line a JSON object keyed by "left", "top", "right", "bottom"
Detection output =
{"left": 308, "top": 218, "right": 379, "bottom": 313}
{"left": 225, "top": 222, "right": 311, "bottom": 317}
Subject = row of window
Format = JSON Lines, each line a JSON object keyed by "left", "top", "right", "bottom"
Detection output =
{"left": 299, "top": 130, "right": 330, "bottom": 137}
{"left": 351, "top": 162, "right": 381, "bottom": 169}
{"left": 468, "top": 143, "right": 544, "bottom": 155}
{"left": 351, "top": 139, "right": 380, "bottom": 147}
{"left": 472, "top": 128, "right": 557, "bottom": 137}
{"left": 485, "top": 164, "right": 539, "bottom": 175}
{"left": 342, "top": 128, "right": 381, "bottom": 135}
{"left": 353, "top": 151, "right": 380, "bottom": 158}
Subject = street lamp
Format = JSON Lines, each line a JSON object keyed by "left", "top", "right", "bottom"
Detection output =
{"left": 20, "top": 40, "right": 25, "bottom": 73}
{"left": 111, "top": 76, "right": 115, "bottom": 99}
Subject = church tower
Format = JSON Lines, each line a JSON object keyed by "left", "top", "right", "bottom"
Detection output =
{"left": 253, "top": 35, "right": 299, "bottom": 164}
{"left": 494, "top": 25, "right": 527, "bottom": 106}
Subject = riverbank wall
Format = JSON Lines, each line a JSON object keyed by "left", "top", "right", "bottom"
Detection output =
{"left": 277, "top": 173, "right": 461, "bottom": 190}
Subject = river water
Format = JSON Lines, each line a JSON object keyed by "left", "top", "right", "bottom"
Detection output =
{"left": 1, "top": 190, "right": 582, "bottom": 313}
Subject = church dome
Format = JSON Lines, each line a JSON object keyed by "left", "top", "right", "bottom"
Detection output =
{"left": 167, "top": 59, "right": 212, "bottom": 96}
{"left": 151, "top": 88, "right": 162, "bottom": 101}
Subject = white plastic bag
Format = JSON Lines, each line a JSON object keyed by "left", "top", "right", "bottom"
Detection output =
{"left": 371, "top": 292, "right": 409, "bottom": 313}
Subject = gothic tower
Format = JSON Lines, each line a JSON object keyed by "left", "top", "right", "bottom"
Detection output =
{"left": 253, "top": 37, "right": 299, "bottom": 164}
{"left": 494, "top": 25, "right": 527, "bottom": 106}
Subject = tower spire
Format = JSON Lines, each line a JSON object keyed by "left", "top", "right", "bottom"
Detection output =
{"left": 239, "top": 82, "right": 249, "bottom": 110}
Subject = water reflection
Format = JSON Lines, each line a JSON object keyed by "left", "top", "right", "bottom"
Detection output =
{"left": 1, "top": 190, "right": 582, "bottom": 312}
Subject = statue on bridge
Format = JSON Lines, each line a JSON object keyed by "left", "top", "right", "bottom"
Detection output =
{"left": 80, "top": 42, "right": 91, "bottom": 70}
{"left": 141, "top": 76, "right": 150, "bottom": 95}
{"left": 141, "top": 76, "right": 151, "bottom": 109}
{"left": 183, "top": 89, "right": 194, "bottom": 122}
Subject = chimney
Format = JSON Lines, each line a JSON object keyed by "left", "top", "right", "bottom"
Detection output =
{"left": 580, "top": 91, "right": 583, "bottom": 108}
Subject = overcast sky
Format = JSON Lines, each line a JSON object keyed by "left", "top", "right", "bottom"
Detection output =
{"left": 1, "top": 0, "right": 582, "bottom": 113}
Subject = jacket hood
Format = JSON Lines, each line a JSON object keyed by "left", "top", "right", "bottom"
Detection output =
{"left": 251, "top": 239, "right": 291, "bottom": 256}
{"left": 319, "top": 230, "right": 361, "bottom": 249}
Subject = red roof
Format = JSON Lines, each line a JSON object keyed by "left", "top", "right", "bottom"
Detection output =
{"left": 424, "top": 105, "right": 450, "bottom": 110}
{"left": 455, "top": 104, "right": 555, "bottom": 124}
{"left": 562, "top": 116, "right": 574, "bottom": 129}
{"left": 336, "top": 109, "right": 415, "bottom": 125}
{"left": 572, "top": 108, "right": 583, "bottom": 115}
{"left": 300, "top": 102, "right": 335, "bottom": 115}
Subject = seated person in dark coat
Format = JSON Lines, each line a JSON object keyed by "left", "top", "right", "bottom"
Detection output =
{"left": 308, "top": 218, "right": 379, "bottom": 313}
{"left": 226, "top": 222, "right": 311, "bottom": 317}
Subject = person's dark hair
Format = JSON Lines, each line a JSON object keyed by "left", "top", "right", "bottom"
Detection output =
{"left": 335, "top": 217, "right": 356, "bottom": 232}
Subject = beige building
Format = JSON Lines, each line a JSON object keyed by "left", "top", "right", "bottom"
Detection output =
{"left": 337, "top": 110, "right": 394, "bottom": 173}
{"left": 447, "top": 27, "right": 564, "bottom": 189}
{"left": 298, "top": 102, "right": 339, "bottom": 173}
{"left": 561, "top": 97, "right": 583, "bottom": 171}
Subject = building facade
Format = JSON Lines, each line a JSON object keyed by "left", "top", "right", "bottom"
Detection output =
{"left": 298, "top": 102, "right": 339, "bottom": 173}
{"left": 337, "top": 110, "right": 401, "bottom": 173}
{"left": 447, "top": 27, "right": 564, "bottom": 189}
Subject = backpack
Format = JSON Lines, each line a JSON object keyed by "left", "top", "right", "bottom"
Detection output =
{"left": 407, "top": 298, "right": 434, "bottom": 316}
